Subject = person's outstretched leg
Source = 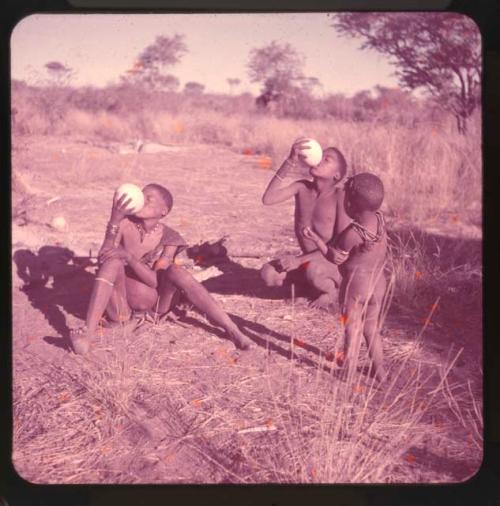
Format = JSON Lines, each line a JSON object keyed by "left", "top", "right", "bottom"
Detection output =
{"left": 164, "top": 264, "right": 251, "bottom": 349}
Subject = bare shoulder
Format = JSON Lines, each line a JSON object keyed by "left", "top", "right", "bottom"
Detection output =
{"left": 334, "top": 186, "right": 346, "bottom": 202}
{"left": 120, "top": 218, "right": 134, "bottom": 235}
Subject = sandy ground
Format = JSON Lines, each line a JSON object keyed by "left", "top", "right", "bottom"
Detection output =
{"left": 11, "top": 136, "right": 482, "bottom": 483}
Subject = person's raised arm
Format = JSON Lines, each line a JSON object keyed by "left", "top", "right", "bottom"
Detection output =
{"left": 262, "top": 139, "right": 310, "bottom": 205}
{"left": 99, "top": 193, "right": 134, "bottom": 260}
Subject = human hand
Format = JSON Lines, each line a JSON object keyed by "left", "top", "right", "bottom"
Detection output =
{"left": 328, "top": 245, "right": 350, "bottom": 265}
{"left": 288, "top": 138, "right": 311, "bottom": 165}
{"left": 278, "top": 255, "right": 301, "bottom": 272}
{"left": 98, "top": 244, "right": 113, "bottom": 262}
{"left": 110, "top": 193, "right": 135, "bottom": 223}
{"left": 99, "top": 246, "right": 131, "bottom": 264}
{"left": 302, "top": 226, "right": 320, "bottom": 243}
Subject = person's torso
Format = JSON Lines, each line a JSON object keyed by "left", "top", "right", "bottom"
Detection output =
{"left": 294, "top": 181, "right": 340, "bottom": 253}
{"left": 120, "top": 219, "right": 165, "bottom": 261}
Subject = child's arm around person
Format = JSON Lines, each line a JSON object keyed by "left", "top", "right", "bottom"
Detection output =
{"left": 302, "top": 225, "right": 359, "bottom": 265}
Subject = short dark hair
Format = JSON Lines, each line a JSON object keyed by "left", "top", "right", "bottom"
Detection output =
{"left": 346, "top": 173, "right": 384, "bottom": 211}
{"left": 324, "top": 147, "right": 347, "bottom": 179}
{"left": 144, "top": 183, "right": 174, "bottom": 211}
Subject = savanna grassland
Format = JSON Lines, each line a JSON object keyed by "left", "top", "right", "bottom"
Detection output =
{"left": 11, "top": 83, "right": 482, "bottom": 483}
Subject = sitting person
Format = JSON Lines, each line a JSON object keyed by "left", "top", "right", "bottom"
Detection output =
{"left": 69, "top": 183, "right": 251, "bottom": 354}
{"left": 260, "top": 138, "right": 351, "bottom": 309}
{"left": 303, "top": 173, "right": 388, "bottom": 383}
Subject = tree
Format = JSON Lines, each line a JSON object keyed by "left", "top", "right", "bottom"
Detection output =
{"left": 184, "top": 81, "right": 205, "bottom": 95}
{"left": 247, "top": 40, "right": 320, "bottom": 114}
{"left": 332, "top": 13, "right": 481, "bottom": 134}
{"left": 122, "top": 34, "right": 187, "bottom": 91}
{"left": 44, "top": 61, "right": 74, "bottom": 86}
{"left": 227, "top": 78, "right": 241, "bottom": 94}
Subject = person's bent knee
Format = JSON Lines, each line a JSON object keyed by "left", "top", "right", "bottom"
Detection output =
{"left": 165, "top": 263, "right": 184, "bottom": 278}
{"left": 165, "top": 263, "right": 195, "bottom": 284}
{"left": 304, "top": 261, "right": 324, "bottom": 284}
{"left": 261, "top": 263, "right": 285, "bottom": 287}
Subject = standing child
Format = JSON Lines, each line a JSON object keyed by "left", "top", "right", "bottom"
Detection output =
{"left": 303, "top": 173, "right": 388, "bottom": 383}
{"left": 69, "top": 183, "right": 251, "bottom": 354}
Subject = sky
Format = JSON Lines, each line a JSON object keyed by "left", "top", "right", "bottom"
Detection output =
{"left": 10, "top": 13, "right": 400, "bottom": 97}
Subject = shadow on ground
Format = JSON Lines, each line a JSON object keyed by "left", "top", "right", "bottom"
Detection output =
{"left": 13, "top": 246, "right": 96, "bottom": 345}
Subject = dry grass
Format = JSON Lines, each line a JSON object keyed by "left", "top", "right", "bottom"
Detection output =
{"left": 12, "top": 289, "right": 482, "bottom": 484}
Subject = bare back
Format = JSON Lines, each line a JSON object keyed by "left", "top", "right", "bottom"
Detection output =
{"left": 338, "top": 213, "right": 387, "bottom": 277}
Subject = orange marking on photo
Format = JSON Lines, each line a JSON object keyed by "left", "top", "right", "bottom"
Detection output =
{"left": 339, "top": 314, "right": 348, "bottom": 326}
{"left": 191, "top": 398, "right": 203, "bottom": 407}
{"left": 265, "top": 419, "right": 274, "bottom": 428}
{"left": 293, "top": 338, "right": 306, "bottom": 348}
{"left": 405, "top": 453, "right": 416, "bottom": 463}
{"left": 301, "top": 261, "right": 310, "bottom": 270}
{"left": 353, "top": 384, "right": 364, "bottom": 394}
{"left": 415, "top": 271, "right": 423, "bottom": 280}
{"left": 163, "top": 451, "right": 176, "bottom": 463}
{"left": 257, "top": 156, "right": 273, "bottom": 170}
{"left": 156, "top": 258, "right": 169, "bottom": 268}
{"left": 173, "top": 120, "right": 184, "bottom": 134}
{"left": 243, "top": 148, "right": 253, "bottom": 156}
{"left": 335, "top": 350, "right": 345, "bottom": 365}
{"left": 58, "top": 392, "right": 70, "bottom": 402}
{"left": 194, "top": 255, "right": 204, "bottom": 265}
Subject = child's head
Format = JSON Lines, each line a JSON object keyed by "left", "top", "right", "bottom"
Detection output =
{"left": 134, "top": 183, "right": 173, "bottom": 220}
{"left": 344, "top": 173, "right": 384, "bottom": 218}
{"left": 309, "top": 147, "right": 347, "bottom": 183}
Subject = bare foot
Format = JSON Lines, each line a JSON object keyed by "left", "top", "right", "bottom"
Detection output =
{"left": 228, "top": 327, "right": 251, "bottom": 350}
{"left": 69, "top": 327, "right": 90, "bottom": 355}
{"left": 309, "top": 293, "right": 333, "bottom": 309}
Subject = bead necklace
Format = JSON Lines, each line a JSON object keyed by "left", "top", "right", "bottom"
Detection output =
{"left": 135, "top": 222, "right": 161, "bottom": 243}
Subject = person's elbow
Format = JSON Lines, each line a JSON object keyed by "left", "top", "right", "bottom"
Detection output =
{"left": 262, "top": 194, "right": 272, "bottom": 205}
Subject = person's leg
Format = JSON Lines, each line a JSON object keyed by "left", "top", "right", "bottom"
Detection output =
{"left": 362, "top": 275, "right": 387, "bottom": 383}
{"left": 70, "top": 258, "right": 131, "bottom": 354}
{"left": 342, "top": 295, "right": 365, "bottom": 385}
{"left": 104, "top": 265, "right": 132, "bottom": 324}
{"left": 154, "top": 269, "right": 179, "bottom": 315}
{"left": 305, "top": 257, "right": 341, "bottom": 309}
{"left": 164, "top": 264, "right": 251, "bottom": 349}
